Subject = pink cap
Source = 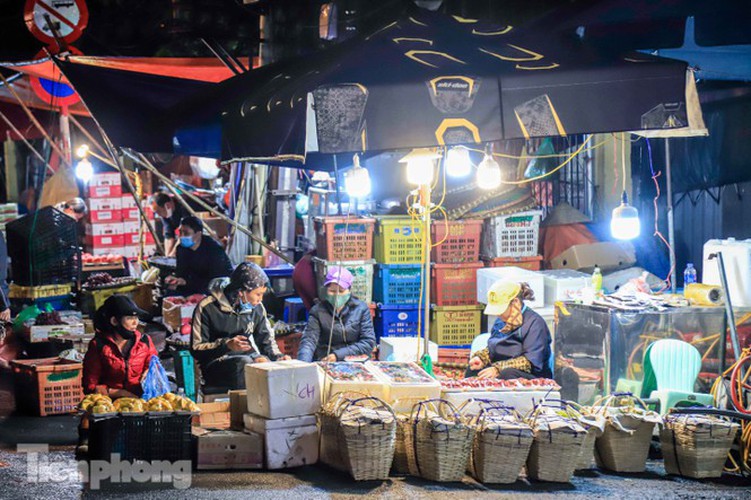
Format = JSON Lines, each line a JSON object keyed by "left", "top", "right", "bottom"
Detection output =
{"left": 323, "top": 266, "right": 353, "bottom": 290}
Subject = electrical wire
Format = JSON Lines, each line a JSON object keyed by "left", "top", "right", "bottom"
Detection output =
{"left": 646, "top": 138, "right": 674, "bottom": 290}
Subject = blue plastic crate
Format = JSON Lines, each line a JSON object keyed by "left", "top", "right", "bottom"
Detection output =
{"left": 373, "top": 264, "right": 423, "bottom": 305}
{"left": 283, "top": 297, "right": 308, "bottom": 323}
{"left": 375, "top": 304, "right": 424, "bottom": 340}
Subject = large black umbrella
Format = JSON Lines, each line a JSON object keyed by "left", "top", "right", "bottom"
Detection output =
{"left": 176, "top": 9, "right": 692, "bottom": 166}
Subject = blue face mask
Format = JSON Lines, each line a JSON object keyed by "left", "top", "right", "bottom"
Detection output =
{"left": 180, "top": 236, "right": 194, "bottom": 248}
{"left": 239, "top": 300, "right": 255, "bottom": 313}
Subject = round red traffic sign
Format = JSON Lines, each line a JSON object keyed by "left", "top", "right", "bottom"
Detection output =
{"left": 29, "top": 48, "right": 82, "bottom": 107}
{"left": 24, "top": 0, "right": 89, "bottom": 46}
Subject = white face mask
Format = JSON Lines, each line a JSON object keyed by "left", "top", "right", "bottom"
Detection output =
{"left": 165, "top": 208, "right": 173, "bottom": 219}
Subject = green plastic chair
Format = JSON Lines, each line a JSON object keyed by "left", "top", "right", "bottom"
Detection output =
{"left": 640, "top": 339, "right": 714, "bottom": 415}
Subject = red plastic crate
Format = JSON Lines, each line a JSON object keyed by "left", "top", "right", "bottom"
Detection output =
{"left": 314, "top": 216, "right": 375, "bottom": 261}
{"left": 437, "top": 347, "right": 471, "bottom": 365}
{"left": 276, "top": 332, "right": 302, "bottom": 358}
{"left": 431, "top": 219, "right": 483, "bottom": 263}
{"left": 482, "top": 255, "right": 543, "bottom": 271}
{"left": 431, "top": 261, "right": 484, "bottom": 306}
{"left": 11, "top": 358, "right": 83, "bottom": 416}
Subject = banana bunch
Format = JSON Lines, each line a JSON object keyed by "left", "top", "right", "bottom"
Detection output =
{"left": 113, "top": 397, "right": 146, "bottom": 413}
{"left": 79, "top": 394, "right": 114, "bottom": 412}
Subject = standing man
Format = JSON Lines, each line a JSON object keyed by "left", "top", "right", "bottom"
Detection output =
{"left": 164, "top": 216, "right": 233, "bottom": 296}
{"left": 151, "top": 192, "right": 187, "bottom": 257}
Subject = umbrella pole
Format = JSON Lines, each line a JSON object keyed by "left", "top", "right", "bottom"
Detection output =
{"left": 665, "top": 138, "right": 677, "bottom": 293}
{"left": 421, "top": 184, "right": 431, "bottom": 361}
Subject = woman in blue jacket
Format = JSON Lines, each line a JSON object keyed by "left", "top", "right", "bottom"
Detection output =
{"left": 297, "top": 266, "right": 376, "bottom": 362}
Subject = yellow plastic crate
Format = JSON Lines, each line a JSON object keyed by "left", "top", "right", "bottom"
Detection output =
{"left": 429, "top": 304, "right": 483, "bottom": 346}
{"left": 374, "top": 216, "right": 424, "bottom": 264}
{"left": 9, "top": 283, "right": 74, "bottom": 300}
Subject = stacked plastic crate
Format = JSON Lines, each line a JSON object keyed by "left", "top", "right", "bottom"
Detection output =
{"left": 480, "top": 211, "right": 544, "bottom": 271}
{"left": 430, "top": 220, "right": 484, "bottom": 364}
{"left": 312, "top": 215, "right": 377, "bottom": 314}
{"left": 372, "top": 216, "right": 425, "bottom": 341}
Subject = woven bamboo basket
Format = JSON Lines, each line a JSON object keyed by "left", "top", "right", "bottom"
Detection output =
{"left": 576, "top": 425, "right": 603, "bottom": 470}
{"left": 594, "top": 396, "right": 662, "bottom": 473}
{"left": 392, "top": 415, "right": 411, "bottom": 475}
{"left": 468, "top": 403, "right": 534, "bottom": 484}
{"left": 405, "top": 399, "right": 475, "bottom": 482}
{"left": 338, "top": 397, "right": 397, "bottom": 481}
{"left": 564, "top": 402, "right": 606, "bottom": 471}
{"left": 660, "top": 414, "right": 739, "bottom": 479}
{"left": 318, "top": 392, "right": 357, "bottom": 471}
{"left": 526, "top": 412, "right": 587, "bottom": 483}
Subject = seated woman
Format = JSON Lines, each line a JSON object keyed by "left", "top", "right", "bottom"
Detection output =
{"left": 191, "top": 262, "right": 290, "bottom": 390}
{"left": 467, "top": 281, "right": 552, "bottom": 380}
{"left": 297, "top": 267, "right": 376, "bottom": 362}
{"left": 83, "top": 295, "right": 157, "bottom": 398}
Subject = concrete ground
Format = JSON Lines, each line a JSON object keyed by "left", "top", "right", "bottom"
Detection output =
{"left": 0, "top": 446, "right": 749, "bottom": 500}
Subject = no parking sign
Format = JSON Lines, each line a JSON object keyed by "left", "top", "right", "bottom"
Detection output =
{"left": 24, "top": 0, "right": 89, "bottom": 46}
{"left": 29, "top": 48, "right": 83, "bottom": 107}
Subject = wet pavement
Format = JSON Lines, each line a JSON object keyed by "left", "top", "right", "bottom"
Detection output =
{"left": 0, "top": 446, "right": 749, "bottom": 500}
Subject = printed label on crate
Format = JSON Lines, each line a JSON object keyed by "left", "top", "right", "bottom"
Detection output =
{"left": 86, "top": 223, "right": 124, "bottom": 236}
{"left": 122, "top": 207, "right": 142, "bottom": 221}
{"left": 86, "top": 234, "right": 125, "bottom": 248}
{"left": 89, "top": 197, "right": 123, "bottom": 211}
{"left": 442, "top": 310, "right": 477, "bottom": 322}
{"left": 89, "top": 184, "right": 122, "bottom": 198}
{"left": 91, "top": 172, "right": 121, "bottom": 187}
{"left": 397, "top": 312, "right": 409, "bottom": 321}
{"left": 89, "top": 210, "right": 123, "bottom": 223}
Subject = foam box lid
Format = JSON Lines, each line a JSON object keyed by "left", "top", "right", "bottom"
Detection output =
{"left": 476, "top": 266, "right": 545, "bottom": 308}
{"left": 243, "top": 413, "right": 317, "bottom": 431}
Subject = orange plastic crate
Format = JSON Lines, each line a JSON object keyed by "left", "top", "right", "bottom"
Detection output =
{"left": 482, "top": 255, "right": 543, "bottom": 271}
{"left": 431, "top": 219, "right": 483, "bottom": 263}
{"left": 431, "top": 261, "right": 484, "bottom": 306}
{"left": 314, "top": 216, "right": 375, "bottom": 261}
{"left": 11, "top": 358, "right": 83, "bottom": 416}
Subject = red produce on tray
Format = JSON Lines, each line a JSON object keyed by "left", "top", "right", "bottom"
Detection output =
{"left": 440, "top": 377, "right": 560, "bottom": 392}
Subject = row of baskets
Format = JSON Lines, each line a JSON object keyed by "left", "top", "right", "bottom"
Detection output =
{"left": 319, "top": 394, "right": 739, "bottom": 483}
{"left": 315, "top": 212, "right": 542, "bottom": 265}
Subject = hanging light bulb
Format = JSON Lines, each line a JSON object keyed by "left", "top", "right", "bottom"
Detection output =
{"left": 476, "top": 150, "right": 502, "bottom": 190}
{"left": 344, "top": 154, "right": 371, "bottom": 198}
{"left": 75, "top": 158, "right": 94, "bottom": 184}
{"left": 445, "top": 146, "right": 472, "bottom": 178}
{"left": 75, "top": 144, "right": 90, "bottom": 159}
{"left": 400, "top": 148, "right": 441, "bottom": 186}
{"left": 611, "top": 191, "right": 641, "bottom": 240}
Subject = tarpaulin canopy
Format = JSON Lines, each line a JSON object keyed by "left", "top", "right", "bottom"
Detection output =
{"left": 171, "top": 9, "right": 694, "bottom": 167}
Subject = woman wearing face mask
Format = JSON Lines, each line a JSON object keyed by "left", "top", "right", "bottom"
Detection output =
{"left": 467, "top": 281, "right": 552, "bottom": 380}
{"left": 191, "top": 262, "right": 291, "bottom": 390}
{"left": 83, "top": 295, "right": 157, "bottom": 398}
{"left": 165, "top": 216, "right": 233, "bottom": 296}
{"left": 297, "top": 266, "right": 376, "bottom": 363}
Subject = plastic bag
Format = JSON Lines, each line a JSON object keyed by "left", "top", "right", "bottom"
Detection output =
{"left": 141, "top": 356, "right": 170, "bottom": 400}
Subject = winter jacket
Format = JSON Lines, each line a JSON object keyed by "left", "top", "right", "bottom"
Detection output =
{"left": 487, "top": 308, "right": 552, "bottom": 378}
{"left": 82, "top": 330, "right": 158, "bottom": 395}
{"left": 297, "top": 298, "right": 376, "bottom": 362}
{"left": 190, "top": 278, "right": 282, "bottom": 368}
{"left": 175, "top": 235, "right": 233, "bottom": 296}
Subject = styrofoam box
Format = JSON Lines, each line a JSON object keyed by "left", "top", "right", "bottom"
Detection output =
{"left": 89, "top": 246, "right": 124, "bottom": 256}
{"left": 442, "top": 390, "right": 560, "bottom": 416}
{"left": 365, "top": 361, "right": 441, "bottom": 413}
{"left": 89, "top": 197, "right": 123, "bottom": 211}
{"left": 194, "top": 429, "right": 263, "bottom": 470}
{"left": 245, "top": 360, "right": 322, "bottom": 419}
{"left": 124, "top": 232, "right": 156, "bottom": 246}
{"left": 86, "top": 223, "right": 124, "bottom": 236}
{"left": 91, "top": 172, "right": 121, "bottom": 187}
{"left": 122, "top": 244, "right": 156, "bottom": 259}
{"left": 243, "top": 413, "right": 319, "bottom": 469}
{"left": 27, "top": 323, "right": 85, "bottom": 343}
{"left": 121, "top": 195, "right": 138, "bottom": 209}
{"left": 703, "top": 238, "right": 751, "bottom": 307}
{"left": 540, "top": 269, "right": 589, "bottom": 304}
{"left": 477, "top": 266, "right": 545, "bottom": 309}
{"left": 122, "top": 221, "right": 140, "bottom": 234}
{"left": 379, "top": 337, "right": 438, "bottom": 362}
{"left": 317, "top": 363, "right": 388, "bottom": 403}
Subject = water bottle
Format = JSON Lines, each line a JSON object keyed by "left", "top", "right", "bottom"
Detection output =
{"left": 591, "top": 266, "right": 602, "bottom": 293}
{"left": 683, "top": 263, "right": 697, "bottom": 287}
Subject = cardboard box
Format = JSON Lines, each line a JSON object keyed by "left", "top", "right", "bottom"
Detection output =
{"left": 91, "top": 172, "right": 121, "bottom": 187}
{"left": 89, "top": 198, "right": 123, "bottom": 223}
{"left": 194, "top": 428, "right": 264, "bottom": 470}
{"left": 244, "top": 360, "right": 322, "bottom": 419}
{"left": 243, "top": 413, "right": 319, "bottom": 469}
{"left": 86, "top": 223, "right": 124, "bottom": 237}
{"left": 86, "top": 234, "right": 126, "bottom": 248}
{"left": 120, "top": 195, "right": 138, "bottom": 209}
{"left": 25, "top": 322, "right": 85, "bottom": 343}
{"left": 229, "top": 390, "right": 247, "bottom": 430}
{"left": 162, "top": 295, "right": 203, "bottom": 332}
{"left": 89, "top": 184, "right": 123, "bottom": 199}
{"left": 89, "top": 197, "right": 122, "bottom": 211}
{"left": 193, "top": 401, "right": 231, "bottom": 429}
{"left": 124, "top": 231, "right": 156, "bottom": 246}
{"left": 549, "top": 242, "right": 636, "bottom": 273}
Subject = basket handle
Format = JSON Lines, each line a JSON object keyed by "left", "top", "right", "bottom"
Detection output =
{"left": 341, "top": 396, "right": 396, "bottom": 419}
{"left": 410, "top": 398, "right": 462, "bottom": 425}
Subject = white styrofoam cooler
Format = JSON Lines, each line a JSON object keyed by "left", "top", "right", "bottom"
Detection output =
{"left": 379, "top": 337, "right": 438, "bottom": 362}
{"left": 244, "top": 360, "right": 322, "bottom": 419}
{"left": 477, "top": 266, "right": 545, "bottom": 308}
{"left": 702, "top": 238, "right": 751, "bottom": 307}
{"left": 539, "top": 269, "right": 589, "bottom": 304}
{"left": 243, "top": 413, "right": 319, "bottom": 469}
{"left": 194, "top": 429, "right": 264, "bottom": 470}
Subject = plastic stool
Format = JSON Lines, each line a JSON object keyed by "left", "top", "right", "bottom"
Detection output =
{"left": 173, "top": 350, "right": 197, "bottom": 402}
{"left": 283, "top": 297, "right": 308, "bottom": 323}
